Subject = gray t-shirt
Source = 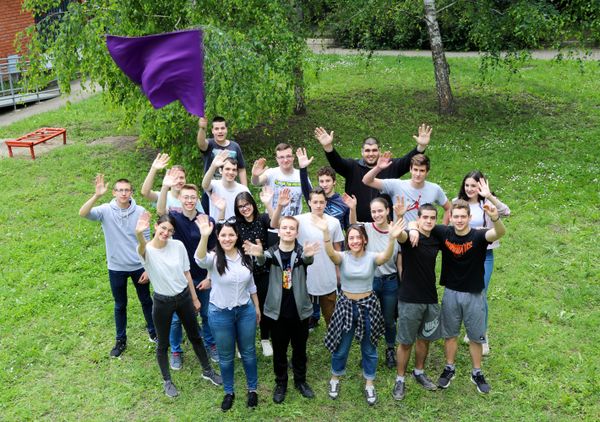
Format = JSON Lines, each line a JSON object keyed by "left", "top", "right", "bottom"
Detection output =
{"left": 339, "top": 251, "right": 378, "bottom": 293}
{"left": 364, "top": 223, "right": 399, "bottom": 276}
{"left": 381, "top": 179, "right": 448, "bottom": 222}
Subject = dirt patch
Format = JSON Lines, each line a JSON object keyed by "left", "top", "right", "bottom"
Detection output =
{"left": 88, "top": 136, "right": 138, "bottom": 149}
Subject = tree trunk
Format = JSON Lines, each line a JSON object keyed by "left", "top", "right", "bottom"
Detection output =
{"left": 423, "top": 0, "right": 455, "bottom": 115}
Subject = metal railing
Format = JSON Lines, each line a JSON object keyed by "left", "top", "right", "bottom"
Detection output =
{"left": 0, "top": 55, "right": 61, "bottom": 110}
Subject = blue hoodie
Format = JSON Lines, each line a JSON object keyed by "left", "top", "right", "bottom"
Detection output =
{"left": 87, "top": 198, "right": 150, "bottom": 271}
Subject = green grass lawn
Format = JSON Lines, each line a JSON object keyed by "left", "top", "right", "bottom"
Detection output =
{"left": 1, "top": 54, "right": 599, "bottom": 421}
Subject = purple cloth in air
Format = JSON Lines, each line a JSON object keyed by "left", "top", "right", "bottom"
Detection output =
{"left": 106, "top": 29, "right": 205, "bottom": 116}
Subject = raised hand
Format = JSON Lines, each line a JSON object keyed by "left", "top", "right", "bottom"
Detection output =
{"left": 162, "top": 168, "right": 178, "bottom": 188}
{"left": 295, "top": 147, "right": 314, "bottom": 169}
{"left": 413, "top": 123, "right": 432, "bottom": 149}
{"left": 210, "top": 192, "right": 226, "bottom": 212}
{"left": 277, "top": 188, "right": 291, "bottom": 208}
{"left": 393, "top": 195, "right": 407, "bottom": 218}
{"left": 242, "top": 239, "right": 263, "bottom": 257}
{"left": 477, "top": 178, "right": 491, "bottom": 199}
{"left": 212, "top": 149, "right": 230, "bottom": 168}
{"left": 342, "top": 193, "right": 357, "bottom": 210}
{"left": 152, "top": 153, "right": 170, "bottom": 170}
{"left": 198, "top": 116, "right": 208, "bottom": 130}
{"left": 136, "top": 211, "right": 151, "bottom": 235}
{"left": 303, "top": 241, "right": 321, "bottom": 257}
{"left": 377, "top": 151, "right": 393, "bottom": 170}
{"left": 314, "top": 127, "right": 334, "bottom": 148}
{"left": 388, "top": 217, "right": 406, "bottom": 239}
{"left": 259, "top": 185, "right": 274, "bottom": 206}
{"left": 95, "top": 174, "right": 108, "bottom": 197}
{"left": 252, "top": 157, "right": 269, "bottom": 177}
{"left": 195, "top": 214, "right": 214, "bottom": 237}
{"left": 483, "top": 203, "right": 499, "bottom": 221}
{"left": 409, "top": 229, "right": 420, "bottom": 247}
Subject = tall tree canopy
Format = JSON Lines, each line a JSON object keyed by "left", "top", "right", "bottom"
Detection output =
{"left": 19, "top": 0, "right": 306, "bottom": 177}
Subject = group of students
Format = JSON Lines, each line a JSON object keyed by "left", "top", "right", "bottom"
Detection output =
{"left": 79, "top": 115, "right": 509, "bottom": 410}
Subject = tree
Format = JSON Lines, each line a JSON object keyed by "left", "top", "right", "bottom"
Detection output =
{"left": 19, "top": 0, "right": 308, "bottom": 180}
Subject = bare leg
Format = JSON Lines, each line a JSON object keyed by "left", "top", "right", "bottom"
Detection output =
{"left": 469, "top": 341, "right": 483, "bottom": 369}
{"left": 414, "top": 339, "right": 430, "bottom": 370}
{"left": 396, "top": 343, "right": 413, "bottom": 376}
{"left": 444, "top": 337, "right": 458, "bottom": 365}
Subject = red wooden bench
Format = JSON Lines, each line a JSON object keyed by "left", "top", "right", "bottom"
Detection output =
{"left": 5, "top": 127, "right": 67, "bottom": 160}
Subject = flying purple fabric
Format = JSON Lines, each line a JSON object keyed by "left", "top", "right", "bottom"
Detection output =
{"left": 106, "top": 29, "right": 205, "bottom": 116}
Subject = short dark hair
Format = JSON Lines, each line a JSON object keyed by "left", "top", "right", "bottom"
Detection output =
{"left": 410, "top": 154, "right": 430, "bottom": 171}
{"left": 308, "top": 187, "right": 326, "bottom": 201}
{"left": 418, "top": 203, "right": 438, "bottom": 217}
{"left": 362, "top": 137, "right": 379, "bottom": 148}
{"left": 275, "top": 143, "right": 293, "bottom": 153}
{"left": 451, "top": 199, "right": 470, "bottom": 216}
{"left": 113, "top": 179, "right": 132, "bottom": 190}
{"left": 223, "top": 157, "right": 238, "bottom": 168}
{"left": 212, "top": 116, "right": 227, "bottom": 125}
{"left": 317, "top": 166, "right": 337, "bottom": 182}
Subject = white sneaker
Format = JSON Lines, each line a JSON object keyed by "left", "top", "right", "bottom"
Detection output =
{"left": 261, "top": 339, "right": 273, "bottom": 357}
{"left": 463, "top": 334, "right": 470, "bottom": 344}
{"left": 482, "top": 342, "right": 490, "bottom": 356}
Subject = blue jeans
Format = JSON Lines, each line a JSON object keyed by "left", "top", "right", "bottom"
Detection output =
{"left": 108, "top": 268, "right": 155, "bottom": 340}
{"left": 372, "top": 274, "right": 398, "bottom": 347}
{"left": 331, "top": 301, "right": 378, "bottom": 381}
{"left": 482, "top": 249, "right": 494, "bottom": 332}
{"left": 208, "top": 301, "right": 258, "bottom": 394}
{"left": 169, "top": 282, "right": 215, "bottom": 353}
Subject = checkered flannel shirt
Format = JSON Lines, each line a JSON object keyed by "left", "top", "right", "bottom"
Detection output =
{"left": 324, "top": 293, "right": 385, "bottom": 353}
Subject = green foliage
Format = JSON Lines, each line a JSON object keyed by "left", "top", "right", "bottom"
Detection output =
{"left": 322, "top": 0, "right": 599, "bottom": 51}
{"left": 19, "top": 0, "right": 306, "bottom": 181}
{"left": 1, "top": 55, "right": 599, "bottom": 420}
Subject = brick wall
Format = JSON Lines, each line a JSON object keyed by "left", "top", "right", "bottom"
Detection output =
{"left": 0, "top": 0, "right": 34, "bottom": 59}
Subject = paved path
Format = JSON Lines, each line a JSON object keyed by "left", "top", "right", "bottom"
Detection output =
{"left": 0, "top": 80, "right": 99, "bottom": 128}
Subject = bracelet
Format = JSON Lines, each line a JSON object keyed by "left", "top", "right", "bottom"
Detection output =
{"left": 491, "top": 217, "right": 500, "bottom": 222}
{"left": 323, "top": 238, "right": 331, "bottom": 242}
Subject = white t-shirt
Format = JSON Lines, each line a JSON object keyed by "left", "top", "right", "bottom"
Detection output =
{"left": 295, "top": 213, "right": 344, "bottom": 295}
{"left": 265, "top": 167, "right": 303, "bottom": 216}
{"left": 381, "top": 179, "right": 448, "bottom": 222}
{"left": 139, "top": 239, "right": 190, "bottom": 296}
{"left": 207, "top": 180, "right": 250, "bottom": 219}
{"left": 364, "top": 223, "right": 399, "bottom": 276}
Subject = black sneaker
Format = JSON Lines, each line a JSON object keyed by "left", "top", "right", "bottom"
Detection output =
{"left": 438, "top": 367, "right": 456, "bottom": 389}
{"left": 221, "top": 393, "right": 235, "bottom": 411}
{"left": 148, "top": 332, "right": 158, "bottom": 343}
{"left": 471, "top": 372, "right": 491, "bottom": 394}
{"left": 413, "top": 371, "right": 437, "bottom": 391}
{"left": 295, "top": 381, "right": 315, "bottom": 399}
{"left": 273, "top": 384, "right": 287, "bottom": 404}
{"left": 110, "top": 339, "right": 126, "bottom": 358}
{"left": 247, "top": 391, "right": 258, "bottom": 408}
{"left": 385, "top": 347, "right": 396, "bottom": 369}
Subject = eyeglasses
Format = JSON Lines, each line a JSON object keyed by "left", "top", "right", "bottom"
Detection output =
{"left": 237, "top": 203, "right": 252, "bottom": 210}
{"left": 114, "top": 188, "right": 132, "bottom": 193}
{"left": 181, "top": 195, "right": 198, "bottom": 201}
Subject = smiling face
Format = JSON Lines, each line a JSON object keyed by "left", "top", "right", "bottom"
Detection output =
{"left": 221, "top": 160, "right": 238, "bottom": 182}
{"left": 278, "top": 217, "right": 298, "bottom": 243}
{"left": 361, "top": 142, "right": 380, "bottom": 167}
{"left": 211, "top": 121, "right": 228, "bottom": 144}
{"left": 276, "top": 147, "right": 295, "bottom": 172}
{"left": 347, "top": 227, "right": 367, "bottom": 253}
{"left": 463, "top": 177, "right": 480, "bottom": 202}
{"left": 154, "top": 221, "right": 174, "bottom": 242}
{"left": 418, "top": 209, "right": 437, "bottom": 234}
{"left": 113, "top": 181, "right": 133, "bottom": 207}
{"left": 218, "top": 225, "right": 238, "bottom": 252}
{"left": 309, "top": 192, "right": 327, "bottom": 217}
{"left": 410, "top": 164, "right": 429, "bottom": 185}
{"left": 370, "top": 200, "right": 388, "bottom": 225}
{"left": 451, "top": 207, "right": 471, "bottom": 234}
{"left": 180, "top": 187, "right": 198, "bottom": 212}
{"left": 318, "top": 174, "right": 335, "bottom": 196}
{"left": 236, "top": 198, "right": 254, "bottom": 220}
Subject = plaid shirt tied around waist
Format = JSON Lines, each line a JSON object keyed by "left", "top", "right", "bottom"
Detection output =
{"left": 324, "top": 293, "right": 384, "bottom": 353}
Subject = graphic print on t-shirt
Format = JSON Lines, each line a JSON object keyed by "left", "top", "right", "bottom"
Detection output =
{"left": 282, "top": 264, "right": 292, "bottom": 289}
{"left": 444, "top": 239, "right": 473, "bottom": 258}
{"left": 406, "top": 193, "right": 422, "bottom": 213}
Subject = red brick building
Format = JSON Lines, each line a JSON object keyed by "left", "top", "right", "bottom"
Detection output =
{"left": 0, "top": 0, "right": 35, "bottom": 60}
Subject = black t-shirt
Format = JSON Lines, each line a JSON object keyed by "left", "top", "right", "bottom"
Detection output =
{"left": 398, "top": 231, "right": 441, "bottom": 304}
{"left": 279, "top": 250, "right": 299, "bottom": 319}
{"left": 431, "top": 225, "right": 491, "bottom": 293}
{"left": 237, "top": 213, "right": 271, "bottom": 274}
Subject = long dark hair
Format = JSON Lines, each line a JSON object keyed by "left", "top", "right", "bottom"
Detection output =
{"left": 214, "top": 221, "right": 253, "bottom": 275}
{"left": 345, "top": 224, "right": 369, "bottom": 250}
{"left": 234, "top": 191, "right": 259, "bottom": 222}
{"left": 458, "top": 170, "right": 486, "bottom": 202}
